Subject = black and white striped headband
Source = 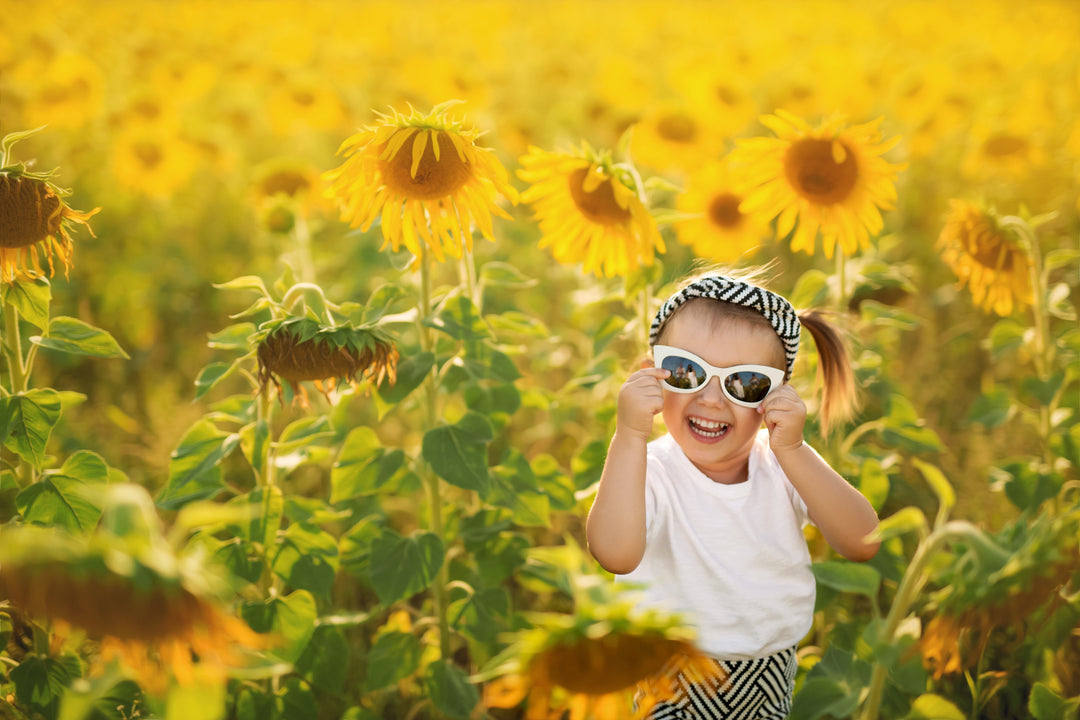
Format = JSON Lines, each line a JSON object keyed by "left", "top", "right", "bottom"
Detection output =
{"left": 649, "top": 275, "right": 801, "bottom": 378}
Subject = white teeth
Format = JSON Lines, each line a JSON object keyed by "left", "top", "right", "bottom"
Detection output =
{"left": 689, "top": 418, "right": 728, "bottom": 438}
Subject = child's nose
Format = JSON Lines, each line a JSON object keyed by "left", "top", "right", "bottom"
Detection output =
{"left": 699, "top": 376, "right": 726, "bottom": 404}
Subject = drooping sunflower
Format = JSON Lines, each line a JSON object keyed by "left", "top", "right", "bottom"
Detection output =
{"left": 484, "top": 561, "right": 718, "bottom": 720}
{"left": 675, "top": 159, "right": 772, "bottom": 263}
{"left": 517, "top": 143, "right": 664, "bottom": 278}
{"left": 323, "top": 102, "right": 517, "bottom": 263}
{"left": 936, "top": 200, "right": 1032, "bottom": 316}
{"left": 0, "top": 489, "right": 266, "bottom": 695}
{"left": 0, "top": 128, "right": 98, "bottom": 283}
{"left": 255, "top": 317, "right": 399, "bottom": 404}
{"left": 730, "top": 110, "right": 904, "bottom": 258}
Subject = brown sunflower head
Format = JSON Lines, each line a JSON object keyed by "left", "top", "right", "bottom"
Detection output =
{"left": 0, "top": 129, "right": 99, "bottom": 283}
{"left": 256, "top": 318, "right": 399, "bottom": 404}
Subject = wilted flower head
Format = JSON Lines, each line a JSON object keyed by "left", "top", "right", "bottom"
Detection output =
{"left": 0, "top": 128, "right": 99, "bottom": 283}
{"left": 256, "top": 317, "right": 398, "bottom": 404}
{"left": 324, "top": 101, "right": 517, "bottom": 263}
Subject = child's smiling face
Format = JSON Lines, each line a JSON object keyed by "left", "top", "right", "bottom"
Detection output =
{"left": 657, "top": 305, "right": 786, "bottom": 485}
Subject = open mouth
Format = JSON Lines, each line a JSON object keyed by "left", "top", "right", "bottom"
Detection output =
{"left": 688, "top": 416, "right": 729, "bottom": 439}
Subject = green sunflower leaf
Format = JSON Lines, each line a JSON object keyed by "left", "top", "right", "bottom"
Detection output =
{"left": 157, "top": 419, "right": 241, "bottom": 510}
{"left": 16, "top": 474, "right": 102, "bottom": 534}
{"left": 272, "top": 522, "right": 340, "bottom": 600}
{"left": 31, "top": 316, "right": 129, "bottom": 359}
{"left": 240, "top": 590, "right": 318, "bottom": 664}
{"left": 363, "top": 631, "right": 422, "bottom": 692}
{"left": 811, "top": 560, "right": 881, "bottom": 598}
{"left": 1, "top": 277, "right": 51, "bottom": 330}
{"left": 425, "top": 660, "right": 480, "bottom": 720}
{"left": 368, "top": 529, "right": 444, "bottom": 605}
{"left": 426, "top": 294, "right": 491, "bottom": 341}
{"left": 422, "top": 412, "right": 493, "bottom": 493}
{"left": 331, "top": 427, "right": 407, "bottom": 501}
{"left": 1, "top": 389, "right": 63, "bottom": 469}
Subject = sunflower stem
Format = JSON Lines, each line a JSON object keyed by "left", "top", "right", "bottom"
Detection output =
{"left": 257, "top": 390, "right": 276, "bottom": 489}
{"left": 294, "top": 213, "right": 316, "bottom": 284}
{"left": 2, "top": 301, "right": 29, "bottom": 394}
{"left": 835, "top": 250, "right": 848, "bottom": 313}
{"left": 1001, "top": 216, "right": 1054, "bottom": 463}
{"left": 859, "top": 521, "right": 979, "bottom": 720}
{"left": 418, "top": 244, "right": 452, "bottom": 662}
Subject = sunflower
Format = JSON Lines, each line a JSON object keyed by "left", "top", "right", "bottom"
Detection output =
{"left": 323, "top": 102, "right": 517, "bottom": 263}
{"left": 111, "top": 125, "right": 200, "bottom": 199}
{"left": 0, "top": 490, "right": 266, "bottom": 695}
{"left": 485, "top": 580, "right": 718, "bottom": 720}
{"left": 0, "top": 128, "right": 98, "bottom": 283}
{"left": 517, "top": 143, "right": 664, "bottom": 278}
{"left": 730, "top": 110, "right": 904, "bottom": 258}
{"left": 630, "top": 103, "right": 723, "bottom": 174}
{"left": 936, "top": 200, "right": 1032, "bottom": 316}
{"left": 255, "top": 317, "right": 399, "bottom": 404}
{"left": 675, "top": 159, "right": 771, "bottom": 263}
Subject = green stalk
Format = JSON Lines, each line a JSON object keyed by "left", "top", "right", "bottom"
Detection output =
{"left": 257, "top": 389, "right": 277, "bottom": 489}
{"left": 1001, "top": 216, "right": 1054, "bottom": 465}
{"left": 2, "top": 302, "right": 28, "bottom": 394}
{"left": 294, "top": 212, "right": 316, "bottom": 284}
{"left": 2, "top": 302, "right": 35, "bottom": 487}
{"left": 835, "top": 250, "right": 848, "bottom": 313}
{"left": 418, "top": 244, "right": 452, "bottom": 661}
{"left": 859, "top": 521, "right": 984, "bottom": 720}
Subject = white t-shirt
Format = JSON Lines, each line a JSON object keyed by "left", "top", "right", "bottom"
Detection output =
{"left": 616, "top": 429, "right": 816, "bottom": 660}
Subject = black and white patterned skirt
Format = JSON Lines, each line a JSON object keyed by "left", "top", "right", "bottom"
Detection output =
{"left": 638, "top": 645, "right": 798, "bottom": 720}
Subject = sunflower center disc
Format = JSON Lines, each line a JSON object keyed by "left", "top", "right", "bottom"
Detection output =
{"left": 785, "top": 138, "right": 858, "bottom": 205}
{"left": 0, "top": 175, "right": 64, "bottom": 249}
{"left": 707, "top": 192, "right": 743, "bottom": 228}
{"left": 568, "top": 167, "right": 631, "bottom": 225}
{"left": 657, "top": 113, "right": 697, "bottom": 143}
{"left": 982, "top": 134, "right": 1028, "bottom": 158}
{"left": 967, "top": 222, "right": 1017, "bottom": 270}
{"left": 380, "top": 130, "right": 472, "bottom": 201}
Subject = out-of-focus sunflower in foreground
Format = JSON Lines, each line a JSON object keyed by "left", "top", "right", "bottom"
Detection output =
{"left": 675, "top": 159, "right": 772, "bottom": 263}
{"left": 936, "top": 199, "right": 1032, "bottom": 316}
{"left": 730, "top": 110, "right": 904, "bottom": 258}
{"left": 483, "top": 572, "right": 718, "bottom": 720}
{"left": 518, "top": 142, "right": 664, "bottom": 278}
{"left": 0, "top": 486, "right": 266, "bottom": 695}
{"left": 0, "top": 127, "right": 98, "bottom": 283}
{"left": 323, "top": 101, "right": 517, "bottom": 263}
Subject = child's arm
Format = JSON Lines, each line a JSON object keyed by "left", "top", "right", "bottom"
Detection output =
{"left": 760, "top": 385, "right": 881, "bottom": 562}
{"left": 586, "top": 366, "right": 669, "bottom": 574}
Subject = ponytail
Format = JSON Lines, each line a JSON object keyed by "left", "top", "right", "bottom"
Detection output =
{"left": 799, "top": 311, "right": 856, "bottom": 432}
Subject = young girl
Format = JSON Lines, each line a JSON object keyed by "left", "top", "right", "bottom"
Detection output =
{"left": 586, "top": 272, "right": 880, "bottom": 720}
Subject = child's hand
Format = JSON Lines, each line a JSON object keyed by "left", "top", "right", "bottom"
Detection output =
{"left": 617, "top": 367, "right": 669, "bottom": 441}
{"left": 759, "top": 384, "right": 807, "bottom": 453}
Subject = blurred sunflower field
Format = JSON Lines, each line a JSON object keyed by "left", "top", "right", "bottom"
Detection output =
{"left": 1, "top": 0, "right": 1079, "bottom": 718}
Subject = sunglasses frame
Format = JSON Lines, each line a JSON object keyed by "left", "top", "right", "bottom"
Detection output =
{"left": 652, "top": 345, "right": 786, "bottom": 407}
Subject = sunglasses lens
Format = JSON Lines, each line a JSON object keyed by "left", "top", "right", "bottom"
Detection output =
{"left": 724, "top": 371, "right": 774, "bottom": 404}
{"left": 659, "top": 355, "right": 707, "bottom": 390}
